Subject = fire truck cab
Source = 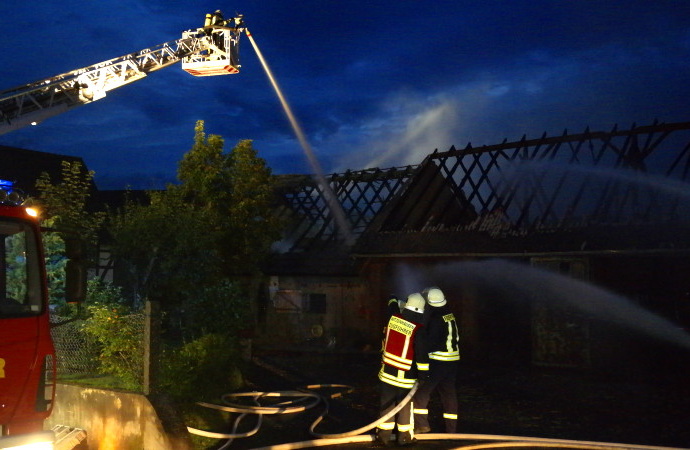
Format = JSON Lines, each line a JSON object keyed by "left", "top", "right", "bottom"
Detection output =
{"left": 0, "top": 181, "right": 56, "bottom": 449}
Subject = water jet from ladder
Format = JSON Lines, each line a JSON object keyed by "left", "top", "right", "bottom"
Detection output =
{"left": 245, "top": 29, "right": 354, "bottom": 246}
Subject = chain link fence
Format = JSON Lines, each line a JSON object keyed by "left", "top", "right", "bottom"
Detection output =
{"left": 50, "top": 311, "right": 146, "bottom": 390}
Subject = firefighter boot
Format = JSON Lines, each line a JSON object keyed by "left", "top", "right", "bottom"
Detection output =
{"left": 397, "top": 430, "right": 416, "bottom": 447}
{"left": 375, "top": 429, "right": 393, "bottom": 447}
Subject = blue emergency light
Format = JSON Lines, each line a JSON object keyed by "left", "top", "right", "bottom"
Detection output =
{"left": 0, "top": 179, "right": 24, "bottom": 205}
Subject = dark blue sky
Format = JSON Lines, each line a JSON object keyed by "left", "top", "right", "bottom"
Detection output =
{"left": 1, "top": 1, "right": 689, "bottom": 189}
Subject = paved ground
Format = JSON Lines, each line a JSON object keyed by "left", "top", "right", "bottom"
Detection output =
{"left": 205, "top": 349, "right": 690, "bottom": 449}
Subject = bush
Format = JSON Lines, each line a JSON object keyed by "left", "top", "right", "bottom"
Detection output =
{"left": 81, "top": 282, "right": 144, "bottom": 390}
{"left": 175, "top": 280, "right": 251, "bottom": 341}
{"left": 86, "top": 278, "right": 128, "bottom": 305}
{"left": 159, "top": 333, "right": 244, "bottom": 401}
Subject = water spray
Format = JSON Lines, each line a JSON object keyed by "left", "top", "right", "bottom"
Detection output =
{"left": 244, "top": 28, "right": 355, "bottom": 245}
{"left": 393, "top": 259, "right": 690, "bottom": 350}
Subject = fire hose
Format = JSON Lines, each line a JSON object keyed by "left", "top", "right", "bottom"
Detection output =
{"left": 187, "top": 380, "right": 686, "bottom": 450}
{"left": 186, "top": 382, "right": 419, "bottom": 447}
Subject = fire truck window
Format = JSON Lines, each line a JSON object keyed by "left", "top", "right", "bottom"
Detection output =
{"left": 0, "top": 221, "right": 41, "bottom": 317}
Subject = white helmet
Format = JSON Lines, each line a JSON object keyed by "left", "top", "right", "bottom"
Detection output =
{"left": 405, "top": 293, "right": 425, "bottom": 313}
{"left": 426, "top": 287, "right": 446, "bottom": 307}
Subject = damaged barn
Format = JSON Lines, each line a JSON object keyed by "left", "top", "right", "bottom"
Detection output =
{"left": 259, "top": 120, "right": 690, "bottom": 376}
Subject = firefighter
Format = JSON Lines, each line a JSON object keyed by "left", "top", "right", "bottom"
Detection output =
{"left": 413, "top": 287, "right": 460, "bottom": 434}
{"left": 204, "top": 10, "right": 226, "bottom": 27}
{"left": 386, "top": 294, "right": 402, "bottom": 319}
{"left": 376, "top": 292, "right": 430, "bottom": 446}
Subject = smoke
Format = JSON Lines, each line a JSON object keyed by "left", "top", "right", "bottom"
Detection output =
{"left": 327, "top": 73, "right": 555, "bottom": 173}
{"left": 391, "top": 264, "right": 427, "bottom": 300}
{"left": 352, "top": 95, "right": 459, "bottom": 169}
{"left": 392, "top": 259, "right": 690, "bottom": 350}
{"left": 324, "top": 40, "right": 690, "bottom": 177}
{"left": 332, "top": 85, "right": 494, "bottom": 172}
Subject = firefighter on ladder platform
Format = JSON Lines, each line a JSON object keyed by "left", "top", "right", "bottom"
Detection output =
{"left": 205, "top": 10, "right": 226, "bottom": 28}
{"left": 413, "top": 287, "right": 460, "bottom": 434}
{"left": 376, "top": 292, "right": 430, "bottom": 446}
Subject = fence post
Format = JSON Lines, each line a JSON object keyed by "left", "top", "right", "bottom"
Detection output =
{"left": 143, "top": 300, "right": 161, "bottom": 395}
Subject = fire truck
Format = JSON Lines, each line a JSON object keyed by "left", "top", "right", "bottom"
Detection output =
{"left": 0, "top": 181, "right": 60, "bottom": 449}
{"left": 0, "top": 12, "right": 246, "bottom": 449}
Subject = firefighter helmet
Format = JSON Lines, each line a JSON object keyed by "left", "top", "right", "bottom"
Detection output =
{"left": 426, "top": 287, "right": 446, "bottom": 307}
{"left": 405, "top": 292, "right": 425, "bottom": 313}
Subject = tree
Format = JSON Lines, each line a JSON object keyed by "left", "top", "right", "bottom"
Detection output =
{"left": 35, "top": 160, "right": 105, "bottom": 246}
{"left": 109, "top": 189, "right": 220, "bottom": 308}
{"left": 177, "top": 121, "right": 231, "bottom": 210}
{"left": 34, "top": 160, "right": 106, "bottom": 306}
{"left": 176, "top": 120, "right": 282, "bottom": 274}
{"left": 109, "top": 121, "right": 282, "bottom": 338}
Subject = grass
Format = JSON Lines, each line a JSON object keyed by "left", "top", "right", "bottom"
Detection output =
{"left": 57, "top": 373, "right": 141, "bottom": 392}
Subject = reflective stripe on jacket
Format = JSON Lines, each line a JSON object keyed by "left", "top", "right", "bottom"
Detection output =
{"left": 428, "top": 311, "right": 460, "bottom": 362}
{"left": 378, "top": 366, "right": 417, "bottom": 389}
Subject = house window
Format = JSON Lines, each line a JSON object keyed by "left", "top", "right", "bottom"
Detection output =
{"left": 306, "top": 293, "right": 327, "bottom": 314}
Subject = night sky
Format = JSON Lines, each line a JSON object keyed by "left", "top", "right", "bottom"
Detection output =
{"left": 1, "top": 1, "right": 689, "bottom": 189}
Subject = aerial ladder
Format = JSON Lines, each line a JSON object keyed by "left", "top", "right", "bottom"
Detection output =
{"left": 0, "top": 12, "right": 245, "bottom": 136}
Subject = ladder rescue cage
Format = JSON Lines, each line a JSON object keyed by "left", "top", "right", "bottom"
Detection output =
{"left": 181, "top": 26, "right": 241, "bottom": 76}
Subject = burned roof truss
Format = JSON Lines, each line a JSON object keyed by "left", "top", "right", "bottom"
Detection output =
{"left": 276, "top": 121, "right": 690, "bottom": 256}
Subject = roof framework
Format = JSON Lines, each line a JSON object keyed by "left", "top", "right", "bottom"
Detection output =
{"left": 401, "top": 121, "right": 690, "bottom": 236}
{"left": 277, "top": 121, "right": 690, "bottom": 253}
{"left": 274, "top": 167, "right": 417, "bottom": 252}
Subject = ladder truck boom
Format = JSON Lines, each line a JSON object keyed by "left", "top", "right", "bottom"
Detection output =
{"left": 0, "top": 13, "right": 244, "bottom": 136}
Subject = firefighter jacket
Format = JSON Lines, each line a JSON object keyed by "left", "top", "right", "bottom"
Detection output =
{"left": 381, "top": 296, "right": 402, "bottom": 352}
{"left": 378, "top": 310, "right": 430, "bottom": 389}
{"left": 426, "top": 304, "right": 460, "bottom": 362}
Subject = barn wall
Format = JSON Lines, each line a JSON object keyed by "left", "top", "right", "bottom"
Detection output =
{"left": 258, "top": 275, "right": 375, "bottom": 350}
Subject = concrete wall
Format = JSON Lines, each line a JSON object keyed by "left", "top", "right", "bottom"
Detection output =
{"left": 46, "top": 384, "right": 192, "bottom": 450}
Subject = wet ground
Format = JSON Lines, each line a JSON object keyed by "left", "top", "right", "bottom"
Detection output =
{"left": 206, "top": 349, "right": 690, "bottom": 449}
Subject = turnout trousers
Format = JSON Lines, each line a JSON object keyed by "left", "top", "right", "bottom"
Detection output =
{"left": 413, "top": 359, "right": 459, "bottom": 432}
{"left": 377, "top": 381, "right": 415, "bottom": 445}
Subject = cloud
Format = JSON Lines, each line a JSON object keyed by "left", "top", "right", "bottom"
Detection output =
{"left": 321, "top": 32, "right": 690, "bottom": 176}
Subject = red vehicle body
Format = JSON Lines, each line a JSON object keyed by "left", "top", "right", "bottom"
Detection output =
{"left": 0, "top": 182, "right": 56, "bottom": 449}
